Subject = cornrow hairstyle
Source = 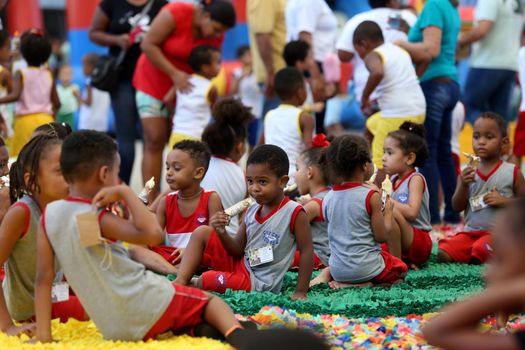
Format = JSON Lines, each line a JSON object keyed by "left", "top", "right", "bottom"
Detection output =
{"left": 202, "top": 97, "right": 254, "bottom": 157}
{"left": 9, "top": 134, "right": 62, "bottom": 203}
{"left": 387, "top": 122, "right": 429, "bottom": 168}
{"left": 476, "top": 112, "right": 507, "bottom": 137}
{"left": 173, "top": 140, "right": 211, "bottom": 174}
{"left": 326, "top": 134, "right": 371, "bottom": 181}
{"left": 33, "top": 122, "right": 73, "bottom": 140}
{"left": 247, "top": 144, "right": 289, "bottom": 178}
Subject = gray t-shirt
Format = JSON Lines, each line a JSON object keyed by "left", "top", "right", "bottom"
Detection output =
{"left": 323, "top": 183, "right": 385, "bottom": 283}
{"left": 391, "top": 171, "right": 432, "bottom": 232}
{"left": 243, "top": 197, "right": 303, "bottom": 293}
{"left": 309, "top": 189, "right": 331, "bottom": 266}
{"left": 44, "top": 198, "right": 174, "bottom": 341}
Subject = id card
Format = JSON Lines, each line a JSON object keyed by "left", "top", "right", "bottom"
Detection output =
{"left": 51, "top": 282, "right": 69, "bottom": 303}
{"left": 470, "top": 193, "right": 488, "bottom": 212}
{"left": 247, "top": 245, "right": 274, "bottom": 267}
{"left": 76, "top": 211, "right": 103, "bottom": 247}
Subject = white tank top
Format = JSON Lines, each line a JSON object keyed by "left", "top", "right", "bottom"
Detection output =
{"left": 264, "top": 104, "right": 306, "bottom": 182}
{"left": 172, "top": 74, "right": 213, "bottom": 139}
{"left": 373, "top": 43, "right": 426, "bottom": 118}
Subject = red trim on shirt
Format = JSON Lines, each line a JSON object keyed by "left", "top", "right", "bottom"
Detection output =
{"left": 332, "top": 182, "right": 362, "bottom": 191}
{"left": 289, "top": 206, "right": 305, "bottom": 234}
{"left": 98, "top": 208, "right": 110, "bottom": 222}
{"left": 313, "top": 187, "right": 330, "bottom": 196}
{"left": 513, "top": 165, "right": 519, "bottom": 187}
{"left": 476, "top": 160, "right": 503, "bottom": 182}
{"left": 64, "top": 197, "right": 92, "bottom": 204}
{"left": 12, "top": 202, "right": 30, "bottom": 239}
{"left": 393, "top": 170, "right": 416, "bottom": 191}
{"left": 365, "top": 190, "right": 378, "bottom": 216}
{"left": 407, "top": 173, "right": 426, "bottom": 192}
{"left": 309, "top": 197, "right": 324, "bottom": 222}
{"left": 255, "top": 197, "right": 291, "bottom": 224}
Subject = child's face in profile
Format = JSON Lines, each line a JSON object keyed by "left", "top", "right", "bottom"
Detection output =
{"left": 0, "top": 145, "right": 8, "bottom": 177}
{"left": 472, "top": 118, "right": 506, "bottom": 161}
{"left": 36, "top": 144, "right": 69, "bottom": 201}
{"left": 202, "top": 51, "right": 222, "bottom": 79}
{"left": 165, "top": 149, "right": 201, "bottom": 192}
{"left": 354, "top": 40, "right": 370, "bottom": 59}
{"left": 246, "top": 163, "right": 287, "bottom": 205}
{"left": 382, "top": 136, "right": 410, "bottom": 176}
{"left": 295, "top": 154, "right": 310, "bottom": 196}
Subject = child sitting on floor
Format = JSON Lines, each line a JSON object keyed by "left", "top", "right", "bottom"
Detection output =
{"left": 201, "top": 97, "right": 253, "bottom": 236}
{"left": 175, "top": 144, "right": 314, "bottom": 300}
{"left": 314, "top": 135, "right": 407, "bottom": 288}
{"left": 262, "top": 68, "right": 315, "bottom": 184}
{"left": 293, "top": 133, "right": 331, "bottom": 269}
{"left": 382, "top": 122, "right": 432, "bottom": 268}
{"left": 438, "top": 112, "right": 525, "bottom": 264}
{"left": 34, "top": 130, "right": 245, "bottom": 343}
{"left": 424, "top": 199, "right": 525, "bottom": 350}
{"left": 129, "top": 140, "right": 222, "bottom": 275}
{"left": 0, "top": 134, "right": 85, "bottom": 336}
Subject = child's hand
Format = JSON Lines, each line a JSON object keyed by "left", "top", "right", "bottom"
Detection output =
{"left": 459, "top": 166, "right": 475, "bottom": 186}
{"left": 290, "top": 291, "right": 307, "bottom": 301}
{"left": 383, "top": 195, "right": 394, "bottom": 214}
{"left": 483, "top": 187, "right": 506, "bottom": 207}
{"left": 171, "top": 71, "right": 194, "bottom": 94}
{"left": 210, "top": 211, "right": 229, "bottom": 234}
{"left": 311, "top": 102, "right": 325, "bottom": 113}
{"left": 5, "top": 323, "right": 35, "bottom": 337}
{"left": 92, "top": 185, "right": 127, "bottom": 209}
{"left": 169, "top": 248, "right": 184, "bottom": 266}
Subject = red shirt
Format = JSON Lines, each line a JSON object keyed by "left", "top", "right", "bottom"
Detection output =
{"left": 133, "top": 2, "right": 224, "bottom": 100}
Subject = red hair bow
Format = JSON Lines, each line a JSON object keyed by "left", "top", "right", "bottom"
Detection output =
{"left": 312, "top": 133, "right": 330, "bottom": 148}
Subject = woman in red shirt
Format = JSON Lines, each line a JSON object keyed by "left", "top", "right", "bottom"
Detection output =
{"left": 134, "top": 0, "right": 236, "bottom": 199}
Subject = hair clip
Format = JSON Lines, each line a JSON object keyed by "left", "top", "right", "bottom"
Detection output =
{"left": 311, "top": 133, "right": 330, "bottom": 148}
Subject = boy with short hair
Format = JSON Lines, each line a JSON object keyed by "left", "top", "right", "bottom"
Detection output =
{"left": 34, "top": 130, "right": 244, "bottom": 343}
{"left": 353, "top": 20, "right": 427, "bottom": 168}
{"left": 262, "top": 67, "right": 315, "bottom": 184}
{"left": 438, "top": 112, "right": 525, "bottom": 264}
{"left": 175, "top": 144, "right": 314, "bottom": 300}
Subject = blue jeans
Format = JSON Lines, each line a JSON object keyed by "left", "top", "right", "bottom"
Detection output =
{"left": 420, "top": 79, "right": 461, "bottom": 224}
{"left": 463, "top": 67, "right": 516, "bottom": 124}
{"left": 110, "top": 80, "right": 140, "bottom": 184}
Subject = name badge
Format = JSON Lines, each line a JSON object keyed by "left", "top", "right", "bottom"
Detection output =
{"left": 76, "top": 211, "right": 104, "bottom": 247}
{"left": 247, "top": 245, "right": 274, "bottom": 267}
{"left": 51, "top": 282, "right": 70, "bottom": 303}
{"left": 470, "top": 193, "right": 488, "bottom": 212}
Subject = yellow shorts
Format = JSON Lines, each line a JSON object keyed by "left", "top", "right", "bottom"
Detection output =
{"left": 168, "top": 133, "right": 199, "bottom": 149}
{"left": 366, "top": 112, "right": 425, "bottom": 168}
{"left": 11, "top": 113, "right": 54, "bottom": 156}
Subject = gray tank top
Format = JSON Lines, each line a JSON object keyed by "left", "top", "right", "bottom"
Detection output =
{"left": 323, "top": 183, "right": 385, "bottom": 283}
{"left": 309, "top": 189, "right": 330, "bottom": 266}
{"left": 3, "top": 196, "right": 40, "bottom": 321}
{"left": 465, "top": 161, "right": 517, "bottom": 232}
{"left": 243, "top": 198, "right": 302, "bottom": 293}
{"left": 44, "top": 198, "right": 175, "bottom": 340}
{"left": 391, "top": 171, "right": 432, "bottom": 231}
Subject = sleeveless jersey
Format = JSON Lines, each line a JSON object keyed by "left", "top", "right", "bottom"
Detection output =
{"left": 465, "top": 161, "right": 517, "bottom": 232}
{"left": 243, "top": 197, "right": 303, "bottom": 293}
{"left": 391, "top": 171, "right": 432, "bottom": 231}
{"left": 3, "top": 196, "right": 40, "bottom": 321}
{"left": 172, "top": 74, "right": 213, "bottom": 139}
{"left": 323, "top": 183, "right": 385, "bottom": 283}
{"left": 44, "top": 198, "right": 174, "bottom": 341}
{"left": 164, "top": 190, "right": 213, "bottom": 248}
{"left": 264, "top": 104, "right": 307, "bottom": 183}
{"left": 15, "top": 67, "right": 53, "bottom": 116}
{"left": 309, "top": 188, "right": 331, "bottom": 266}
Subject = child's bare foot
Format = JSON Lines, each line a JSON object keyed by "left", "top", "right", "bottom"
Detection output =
{"left": 328, "top": 280, "right": 372, "bottom": 289}
{"left": 309, "top": 267, "right": 332, "bottom": 287}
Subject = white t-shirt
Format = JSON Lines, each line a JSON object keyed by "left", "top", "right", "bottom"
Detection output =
{"left": 201, "top": 156, "right": 247, "bottom": 236}
{"left": 285, "top": 0, "right": 338, "bottom": 62}
{"left": 519, "top": 47, "right": 525, "bottom": 112}
{"left": 373, "top": 43, "right": 426, "bottom": 117}
{"left": 233, "top": 68, "right": 263, "bottom": 119}
{"left": 451, "top": 101, "right": 465, "bottom": 156}
{"left": 173, "top": 74, "right": 212, "bottom": 138}
{"left": 336, "top": 8, "right": 417, "bottom": 101}
{"left": 470, "top": 0, "right": 523, "bottom": 71}
{"left": 78, "top": 79, "right": 111, "bottom": 132}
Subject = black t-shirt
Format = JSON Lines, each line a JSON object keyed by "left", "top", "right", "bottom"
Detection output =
{"left": 99, "top": 0, "right": 167, "bottom": 80}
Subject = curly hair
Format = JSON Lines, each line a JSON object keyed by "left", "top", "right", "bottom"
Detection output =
{"left": 326, "top": 134, "right": 371, "bottom": 181}
{"left": 387, "top": 122, "right": 429, "bottom": 168}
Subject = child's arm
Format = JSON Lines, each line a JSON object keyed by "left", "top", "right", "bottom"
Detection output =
{"left": 484, "top": 169, "right": 525, "bottom": 208}
{"left": 209, "top": 211, "right": 247, "bottom": 258}
{"left": 0, "top": 206, "right": 35, "bottom": 336}
{"left": 303, "top": 200, "right": 322, "bottom": 222}
{"left": 72, "top": 85, "right": 81, "bottom": 105}
{"left": 452, "top": 166, "right": 475, "bottom": 212}
{"left": 81, "top": 84, "right": 92, "bottom": 106}
{"left": 34, "top": 221, "right": 56, "bottom": 343}
{"left": 207, "top": 85, "right": 218, "bottom": 107}
{"left": 207, "top": 192, "right": 223, "bottom": 220}
{"left": 291, "top": 210, "right": 313, "bottom": 301}
{"left": 155, "top": 196, "right": 167, "bottom": 230}
{"left": 94, "top": 185, "right": 164, "bottom": 245}
{"left": 0, "top": 71, "right": 22, "bottom": 104}
{"left": 50, "top": 77, "right": 61, "bottom": 114}
{"left": 299, "top": 111, "right": 314, "bottom": 148}
{"left": 423, "top": 278, "right": 525, "bottom": 350}
{"left": 361, "top": 52, "right": 384, "bottom": 110}
{"left": 394, "top": 175, "right": 425, "bottom": 221}
{"left": 370, "top": 191, "right": 388, "bottom": 243}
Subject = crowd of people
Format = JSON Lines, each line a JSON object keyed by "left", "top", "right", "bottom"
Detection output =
{"left": 0, "top": 0, "right": 524, "bottom": 348}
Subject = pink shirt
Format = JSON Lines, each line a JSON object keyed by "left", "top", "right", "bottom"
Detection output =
{"left": 16, "top": 67, "right": 53, "bottom": 116}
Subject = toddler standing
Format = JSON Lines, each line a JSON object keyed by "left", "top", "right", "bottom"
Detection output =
{"left": 56, "top": 65, "right": 80, "bottom": 129}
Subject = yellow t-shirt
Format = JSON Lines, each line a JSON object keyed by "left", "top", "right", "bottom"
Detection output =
{"left": 247, "top": 0, "right": 287, "bottom": 84}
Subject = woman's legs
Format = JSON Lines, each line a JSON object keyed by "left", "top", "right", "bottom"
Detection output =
{"left": 110, "top": 81, "right": 139, "bottom": 184}
{"left": 141, "top": 117, "right": 169, "bottom": 198}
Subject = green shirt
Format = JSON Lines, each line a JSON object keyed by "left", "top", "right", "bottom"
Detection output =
{"left": 408, "top": 0, "right": 460, "bottom": 82}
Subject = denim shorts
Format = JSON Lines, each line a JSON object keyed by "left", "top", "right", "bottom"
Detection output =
{"left": 135, "top": 91, "right": 169, "bottom": 119}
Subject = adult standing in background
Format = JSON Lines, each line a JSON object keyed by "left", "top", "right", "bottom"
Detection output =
{"left": 459, "top": 0, "right": 523, "bottom": 125}
{"left": 247, "top": 0, "right": 286, "bottom": 122}
{"left": 133, "top": 0, "right": 236, "bottom": 198}
{"left": 89, "top": 0, "right": 167, "bottom": 184}
{"left": 396, "top": 0, "right": 461, "bottom": 225}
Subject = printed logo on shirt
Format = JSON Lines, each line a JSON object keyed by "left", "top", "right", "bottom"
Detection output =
{"left": 397, "top": 193, "right": 409, "bottom": 204}
{"left": 196, "top": 215, "right": 207, "bottom": 225}
{"left": 263, "top": 230, "right": 280, "bottom": 246}
{"left": 216, "top": 273, "right": 226, "bottom": 289}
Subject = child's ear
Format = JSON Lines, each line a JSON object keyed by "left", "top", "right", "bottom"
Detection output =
{"left": 98, "top": 165, "right": 109, "bottom": 184}
{"left": 194, "top": 166, "right": 206, "bottom": 180}
{"left": 23, "top": 171, "right": 31, "bottom": 190}
{"left": 501, "top": 136, "right": 510, "bottom": 154}
{"left": 306, "top": 166, "right": 314, "bottom": 180}
{"left": 406, "top": 152, "right": 416, "bottom": 166}
{"left": 279, "top": 175, "right": 289, "bottom": 189}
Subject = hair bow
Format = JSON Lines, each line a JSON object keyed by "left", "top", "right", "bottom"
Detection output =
{"left": 311, "top": 133, "right": 330, "bottom": 148}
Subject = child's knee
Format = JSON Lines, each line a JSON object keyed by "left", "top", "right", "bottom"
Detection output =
{"left": 192, "top": 225, "right": 213, "bottom": 243}
{"left": 437, "top": 249, "right": 452, "bottom": 262}
{"left": 471, "top": 239, "right": 492, "bottom": 264}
